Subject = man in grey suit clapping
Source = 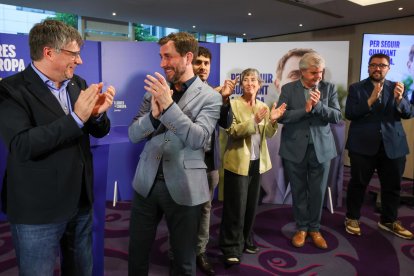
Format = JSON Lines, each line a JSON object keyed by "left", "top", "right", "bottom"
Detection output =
{"left": 276, "top": 52, "right": 341, "bottom": 250}
{"left": 128, "top": 32, "right": 222, "bottom": 275}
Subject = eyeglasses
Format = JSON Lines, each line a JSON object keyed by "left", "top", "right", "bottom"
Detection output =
{"left": 368, "top": 63, "right": 389, "bottom": 69}
{"left": 57, "top": 48, "right": 81, "bottom": 59}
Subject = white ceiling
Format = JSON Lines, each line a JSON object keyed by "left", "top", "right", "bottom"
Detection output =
{"left": 1, "top": 0, "right": 414, "bottom": 39}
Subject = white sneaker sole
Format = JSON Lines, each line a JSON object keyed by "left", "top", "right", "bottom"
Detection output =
{"left": 344, "top": 222, "right": 361, "bottom": 236}
{"left": 377, "top": 222, "right": 414, "bottom": 240}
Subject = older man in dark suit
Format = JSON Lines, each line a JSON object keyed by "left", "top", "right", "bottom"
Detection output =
{"left": 277, "top": 52, "right": 341, "bottom": 249}
{"left": 345, "top": 53, "right": 414, "bottom": 240}
{"left": 0, "top": 20, "right": 115, "bottom": 275}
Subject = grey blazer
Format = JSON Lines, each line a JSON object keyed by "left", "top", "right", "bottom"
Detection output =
{"left": 277, "top": 79, "right": 342, "bottom": 164}
{"left": 128, "top": 77, "right": 222, "bottom": 206}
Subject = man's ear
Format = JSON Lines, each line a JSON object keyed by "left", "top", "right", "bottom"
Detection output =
{"left": 186, "top": 52, "right": 194, "bottom": 66}
{"left": 43, "top": 46, "right": 54, "bottom": 60}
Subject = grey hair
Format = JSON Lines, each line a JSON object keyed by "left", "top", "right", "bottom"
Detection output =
{"left": 299, "top": 52, "right": 325, "bottom": 70}
{"left": 240, "top": 68, "right": 263, "bottom": 86}
{"left": 29, "top": 19, "right": 83, "bottom": 61}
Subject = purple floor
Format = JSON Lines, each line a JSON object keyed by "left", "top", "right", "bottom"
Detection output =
{"left": 0, "top": 167, "right": 413, "bottom": 275}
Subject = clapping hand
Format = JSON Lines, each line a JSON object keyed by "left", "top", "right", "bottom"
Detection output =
{"left": 368, "top": 82, "right": 383, "bottom": 107}
{"left": 310, "top": 89, "right": 321, "bottom": 106}
{"left": 144, "top": 72, "right": 173, "bottom": 111}
{"left": 270, "top": 102, "right": 287, "bottom": 123}
{"left": 393, "top": 81, "right": 404, "bottom": 104}
{"left": 92, "top": 84, "right": 116, "bottom": 116}
{"left": 74, "top": 83, "right": 101, "bottom": 122}
{"left": 255, "top": 106, "right": 268, "bottom": 124}
{"left": 220, "top": 76, "right": 239, "bottom": 102}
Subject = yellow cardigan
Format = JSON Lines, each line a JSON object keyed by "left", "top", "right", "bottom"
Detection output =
{"left": 223, "top": 96, "right": 278, "bottom": 176}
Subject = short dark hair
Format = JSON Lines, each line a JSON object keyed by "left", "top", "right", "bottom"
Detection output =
{"left": 369, "top": 53, "right": 390, "bottom": 65}
{"left": 29, "top": 19, "right": 83, "bottom": 61}
{"left": 198, "top": 46, "right": 211, "bottom": 60}
{"left": 158, "top": 32, "right": 198, "bottom": 58}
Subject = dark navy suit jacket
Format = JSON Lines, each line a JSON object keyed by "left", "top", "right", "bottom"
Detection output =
{"left": 345, "top": 78, "right": 414, "bottom": 159}
{"left": 0, "top": 66, "right": 110, "bottom": 223}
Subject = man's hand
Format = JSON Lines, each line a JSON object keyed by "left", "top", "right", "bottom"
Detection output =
{"left": 74, "top": 83, "right": 101, "bottom": 122}
{"left": 305, "top": 98, "right": 313, "bottom": 113}
{"left": 310, "top": 89, "right": 321, "bottom": 107}
{"left": 151, "top": 95, "right": 162, "bottom": 119}
{"left": 220, "top": 77, "right": 239, "bottom": 103}
{"left": 368, "top": 82, "right": 383, "bottom": 107}
{"left": 92, "top": 84, "right": 116, "bottom": 116}
{"left": 393, "top": 81, "right": 404, "bottom": 104}
{"left": 144, "top": 72, "right": 173, "bottom": 110}
{"left": 270, "top": 102, "right": 287, "bottom": 123}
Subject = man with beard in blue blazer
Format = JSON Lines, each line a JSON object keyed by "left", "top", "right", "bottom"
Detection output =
{"left": 344, "top": 53, "right": 414, "bottom": 240}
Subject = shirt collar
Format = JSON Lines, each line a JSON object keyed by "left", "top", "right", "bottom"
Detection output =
{"left": 31, "top": 62, "right": 70, "bottom": 92}
{"left": 300, "top": 78, "right": 312, "bottom": 90}
{"left": 171, "top": 75, "right": 197, "bottom": 93}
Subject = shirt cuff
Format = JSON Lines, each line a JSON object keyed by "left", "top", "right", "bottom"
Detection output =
{"left": 71, "top": 111, "right": 84, "bottom": 128}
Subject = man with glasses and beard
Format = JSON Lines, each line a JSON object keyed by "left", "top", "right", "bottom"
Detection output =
{"left": 344, "top": 53, "right": 414, "bottom": 240}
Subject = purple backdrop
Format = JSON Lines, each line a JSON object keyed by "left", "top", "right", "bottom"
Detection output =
{"left": 100, "top": 41, "right": 221, "bottom": 202}
{"left": 0, "top": 33, "right": 221, "bottom": 276}
{"left": 0, "top": 33, "right": 105, "bottom": 275}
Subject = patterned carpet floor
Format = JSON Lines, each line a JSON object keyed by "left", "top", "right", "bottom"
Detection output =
{"left": 0, "top": 167, "right": 413, "bottom": 275}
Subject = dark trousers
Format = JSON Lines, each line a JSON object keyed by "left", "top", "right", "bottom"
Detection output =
{"left": 283, "top": 145, "right": 330, "bottom": 232}
{"left": 128, "top": 179, "right": 201, "bottom": 276}
{"left": 346, "top": 144, "right": 406, "bottom": 223}
{"left": 219, "top": 160, "right": 260, "bottom": 258}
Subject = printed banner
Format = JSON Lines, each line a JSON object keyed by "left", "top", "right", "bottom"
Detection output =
{"left": 361, "top": 34, "right": 414, "bottom": 102}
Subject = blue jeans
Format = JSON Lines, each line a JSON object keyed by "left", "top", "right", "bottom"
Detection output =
{"left": 11, "top": 208, "right": 92, "bottom": 276}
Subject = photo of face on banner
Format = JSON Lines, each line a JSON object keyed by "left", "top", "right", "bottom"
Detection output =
{"left": 407, "top": 44, "right": 414, "bottom": 103}
{"left": 220, "top": 41, "right": 349, "bottom": 111}
{"left": 274, "top": 48, "right": 316, "bottom": 101}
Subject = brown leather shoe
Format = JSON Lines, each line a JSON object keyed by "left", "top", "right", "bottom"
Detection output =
{"left": 292, "top": 231, "right": 307, "bottom": 247}
{"left": 308, "top": 231, "right": 328, "bottom": 249}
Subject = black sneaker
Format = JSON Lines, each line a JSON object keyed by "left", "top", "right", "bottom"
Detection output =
{"left": 244, "top": 244, "right": 259, "bottom": 254}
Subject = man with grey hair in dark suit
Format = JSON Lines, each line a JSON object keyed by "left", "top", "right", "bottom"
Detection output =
{"left": 276, "top": 52, "right": 341, "bottom": 250}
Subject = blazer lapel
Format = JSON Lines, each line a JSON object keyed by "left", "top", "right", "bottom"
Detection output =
{"left": 382, "top": 80, "right": 392, "bottom": 106}
{"left": 23, "top": 66, "right": 65, "bottom": 117}
{"left": 177, "top": 77, "right": 202, "bottom": 111}
{"left": 152, "top": 77, "right": 203, "bottom": 136}
{"left": 66, "top": 80, "right": 80, "bottom": 110}
{"left": 294, "top": 80, "right": 306, "bottom": 107}
{"left": 363, "top": 79, "right": 374, "bottom": 99}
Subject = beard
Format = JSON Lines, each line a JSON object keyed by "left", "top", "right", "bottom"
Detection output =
{"left": 369, "top": 71, "right": 385, "bottom": 82}
{"left": 165, "top": 65, "right": 186, "bottom": 84}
